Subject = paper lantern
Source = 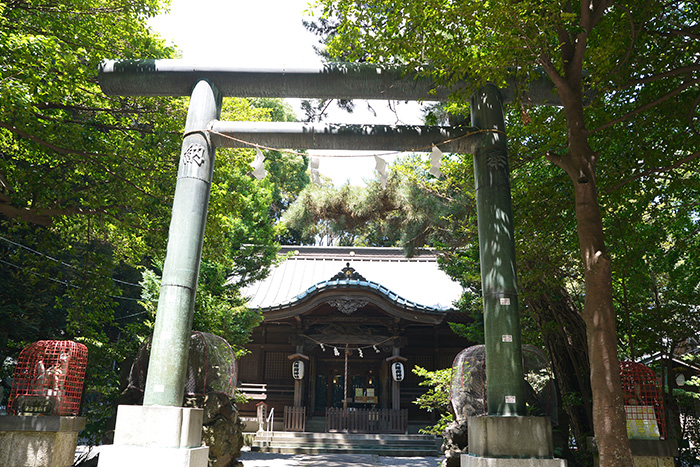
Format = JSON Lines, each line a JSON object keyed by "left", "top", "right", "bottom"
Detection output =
{"left": 292, "top": 359, "right": 305, "bottom": 380}
{"left": 391, "top": 361, "right": 404, "bottom": 382}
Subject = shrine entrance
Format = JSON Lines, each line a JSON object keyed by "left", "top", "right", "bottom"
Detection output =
{"left": 313, "top": 357, "right": 383, "bottom": 414}
{"left": 231, "top": 246, "right": 468, "bottom": 433}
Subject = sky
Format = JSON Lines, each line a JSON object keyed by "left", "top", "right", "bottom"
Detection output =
{"left": 148, "top": 0, "right": 426, "bottom": 186}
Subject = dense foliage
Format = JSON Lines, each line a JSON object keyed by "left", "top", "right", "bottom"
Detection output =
{"left": 299, "top": 1, "right": 700, "bottom": 464}
{"left": 283, "top": 155, "right": 475, "bottom": 253}
{"left": 411, "top": 366, "right": 453, "bottom": 435}
{"left": 0, "top": 0, "right": 309, "bottom": 442}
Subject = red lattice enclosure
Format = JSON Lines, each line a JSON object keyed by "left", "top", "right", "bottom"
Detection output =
{"left": 620, "top": 360, "right": 667, "bottom": 439}
{"left": 9, "top": 340, "right": 88, "bottom": 416}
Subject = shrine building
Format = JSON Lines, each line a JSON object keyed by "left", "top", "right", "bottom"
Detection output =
{"left": 237, "top": 246, "right": 473, "bottom": 433}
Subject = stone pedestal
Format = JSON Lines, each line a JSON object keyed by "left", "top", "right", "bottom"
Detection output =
{"left": 0, "top": 415, "right": 85, "bottom": 467}
{"left": 629, "top": 438, "right": 678, "bottom": 466}
{"left": 98, "top": 405, "right": 209, "bottom": 467}
{"left": 461, "top": 416, "right": 567, "bottom": 467}
{"left": 589, "top": 437, "right": 678, "bottom": 467}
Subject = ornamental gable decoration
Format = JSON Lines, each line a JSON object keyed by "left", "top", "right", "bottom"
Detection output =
{"left": 330, "top": 263, "right": 366, "bottom": 281}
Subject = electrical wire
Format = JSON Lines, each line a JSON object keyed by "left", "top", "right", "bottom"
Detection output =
{"left": 0, "top": 257, "right": 154, "bottom": 305}
{"left": 0, "top": 258, "right": 78, "bottom": 289}
{"left": 0, "top": 235, "right": 142, "bottom": 288}
{"left": 114, "top": 309, "right": 151, "bottom": 321}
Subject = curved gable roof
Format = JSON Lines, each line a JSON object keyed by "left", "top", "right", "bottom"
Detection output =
{"left": 241, "top": 246, "right": 463, "bottom": 319}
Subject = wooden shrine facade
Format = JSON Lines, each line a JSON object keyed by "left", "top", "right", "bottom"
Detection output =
{"left": 237, "top": 246, "right": 472, "bottom": 432}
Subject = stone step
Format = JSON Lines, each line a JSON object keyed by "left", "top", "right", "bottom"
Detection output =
{"left": 253, "top": 440, "right": 439, "bottom": 449}
{"left": 253, "top": 445, "right": 441, "bottom": 456}
{"left": 253, "top": 433, "right": 439, "bottom": 445}
{"left": 251, "top": 431, "right": 441, "bottom": 456}
{"left": 258, "top": 431, "right": 438, "bottom": 441}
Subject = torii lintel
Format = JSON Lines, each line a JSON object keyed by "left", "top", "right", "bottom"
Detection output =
{"left": 98, "top": 59, "right": 560, "bottom": 106}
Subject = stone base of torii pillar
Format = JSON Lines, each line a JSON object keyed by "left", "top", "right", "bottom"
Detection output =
{"left": 98, "top": 405, "right": 209, "bottom": 467}
{"left": 461, "top": 416, "right": 567, "bottom": 467}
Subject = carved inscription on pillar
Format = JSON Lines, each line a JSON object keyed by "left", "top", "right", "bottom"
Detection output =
{"left": 182, "top": 143, "right": 207, "bottom": 167}
{"left": 327, "top": 298, "right": 369, "bottom": 315}
{"left": 484, "top": 147, "right": 508, "bottom": 170}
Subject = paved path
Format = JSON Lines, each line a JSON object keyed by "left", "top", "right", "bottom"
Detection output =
{"left": 239, "top": 450, "right": 442, "bottom": 467}
{"left": 75, "top": 446, "right": 442, "bottom": 466}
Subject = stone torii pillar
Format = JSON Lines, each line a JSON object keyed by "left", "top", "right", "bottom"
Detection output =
{"left": 144, "top": 80, "right": 222, "bottom": 407}
{"left": 471, "top": 84, "right": 526, "bottom": 416}
{"left": 99, "top": 80, "right": 221, "bottom": 467}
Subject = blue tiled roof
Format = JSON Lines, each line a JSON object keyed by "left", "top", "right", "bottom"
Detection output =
{"left": 257, "top": 276, "right": 446, "bottom": 315}
{"left": 240, "top": 246, "right": 463, "bottom": 313}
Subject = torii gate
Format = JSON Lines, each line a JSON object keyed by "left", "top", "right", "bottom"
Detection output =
{"left": 97, "top": 60, "right": 564, "bottom": 467}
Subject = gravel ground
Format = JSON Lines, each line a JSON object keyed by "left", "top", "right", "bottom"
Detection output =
{"left": 239, "top": 448, "right": 442, "bottom": 467}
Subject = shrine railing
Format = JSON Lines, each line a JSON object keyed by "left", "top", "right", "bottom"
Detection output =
{"left": 284, "top": 406, "right": 306, "bottom": 432}
{"left": 326, "top": 408, "right": 407, "bottom": 434}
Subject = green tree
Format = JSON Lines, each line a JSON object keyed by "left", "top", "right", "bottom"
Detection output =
{"left": 283, "top": 154, "right": 476, "bottom": 253}
{"left": 0, "top": 0, "right": 309, "bottom": 441}
{"left": 0, "top": 0, "right": 181, "bottom": 402}
{"left": 674, "top": 355, "right": 700, "bottom": 465}
{"left": 0, "top": 0, "right": 183, "bottom": 236}
{"left": 412, "top": 366, "right": 454, "bottom": 435}
{"left": 310, "top": 2, "right": 700, "bottom": 463}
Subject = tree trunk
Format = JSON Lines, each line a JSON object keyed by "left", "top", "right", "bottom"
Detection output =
{"left": 519, "top": 253, "right": 594, "bottom": 464}
{"left": 577, "top": 241, "right": 631, "bottom": 465}
{"left": 523, "top": 282, "right": 594, "bottom": 457}
{"left": 551, "top": 92, "right": 634, "bottom": 466}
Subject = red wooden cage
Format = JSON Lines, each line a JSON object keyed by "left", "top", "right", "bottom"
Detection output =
{"left": 619, "top": 360, "right": 667, "bottom": 439}
{"left": 9, "top": 340, "right": 88, "bottom": 416}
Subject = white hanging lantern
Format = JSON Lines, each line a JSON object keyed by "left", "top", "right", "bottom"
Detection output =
{"left": 391, "top": 361, "right": 404, "bottom": 382}
{"left": 292, "top": 359, "right": 305, "bottom": 380}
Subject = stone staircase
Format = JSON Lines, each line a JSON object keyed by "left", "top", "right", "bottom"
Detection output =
{"left": 251, "top": 431, "right": 442, "bottom": 456}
